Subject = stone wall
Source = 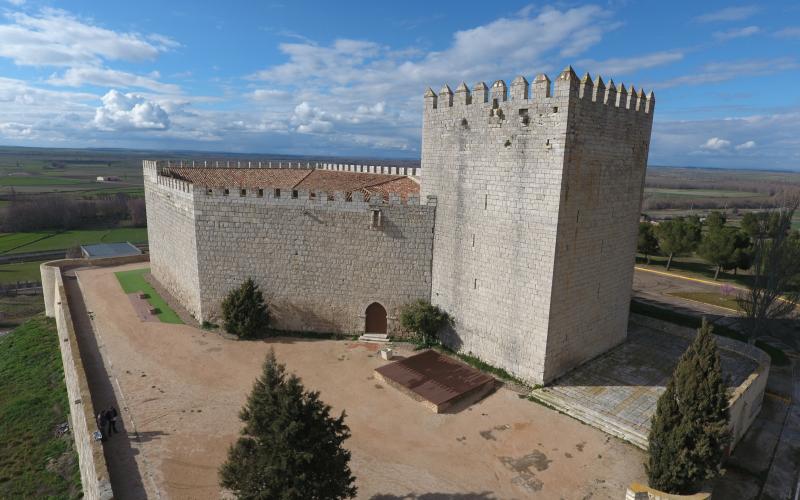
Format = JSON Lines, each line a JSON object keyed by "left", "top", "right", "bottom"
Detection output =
{"left": 143, "top": 161, "right": 203, "bottom": 318}
{"left": 145, "top": 161, "right": 437, "bottom": 334}
{"left": 421, "top": 70, "right": 654, "bottom": 384}
{"left": 42, "top": 260, "right": 116, "bottom": 500}
{"left": 543, "top": 73, "right": 654, "bottom": 381}
{"left": 192, "top": 188, "right": 437, "bottom": 334}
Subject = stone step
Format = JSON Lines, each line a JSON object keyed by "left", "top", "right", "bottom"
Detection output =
{"left": 529, "top": 389, "right": 648, "bottom": 449}
{"left": 358, "top": 334, "right": 390, "bottom": 343}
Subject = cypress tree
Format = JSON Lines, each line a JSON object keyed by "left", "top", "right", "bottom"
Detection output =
{"left": 220, "top": 350, "right": 357, "bottom": 499}
{"left": 646, "top": 319, "right": 731, "bottom": 494}
{"left": 222, "top": 278, "right": 269, "bottom": 339}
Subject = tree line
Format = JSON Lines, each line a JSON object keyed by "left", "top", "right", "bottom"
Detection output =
{"left": 1, "top": 194, "right": 146, "bottom": 232}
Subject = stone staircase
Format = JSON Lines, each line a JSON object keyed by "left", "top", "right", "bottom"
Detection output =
{"left": 358, "top": 333, "right": 391, "bottom": 343}
{"left": 530, "top": 388, "right": 649, "bottom": 450}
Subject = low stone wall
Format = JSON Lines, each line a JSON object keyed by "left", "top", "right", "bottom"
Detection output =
{"left": 628, "top": 314, "right": 770, "bottom": 448}
{"left": 625, "top": 482, "right": 710, "bottom": 500}
{"left": 41, "top": 254, "right": 148, "bottom": 500}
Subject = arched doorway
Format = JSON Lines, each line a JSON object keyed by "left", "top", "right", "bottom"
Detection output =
{"left": 364, "top": 302, "right": 387, "bottom": 334}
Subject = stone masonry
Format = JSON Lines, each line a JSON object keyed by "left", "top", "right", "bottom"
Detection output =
{"left": 144, "top": 66, "right": 655, "bottom": 385}
{"left": 421, "top": 67, "right": 654, "bottom": 384}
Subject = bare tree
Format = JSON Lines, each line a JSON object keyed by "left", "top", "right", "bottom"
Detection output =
{"left": 736, "top": 198, "right": 800, "bottom": 343}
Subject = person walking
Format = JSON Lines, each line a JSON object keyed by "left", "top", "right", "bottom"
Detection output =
{"left": 107, "top": 406, "right": 119, "bottom": 435}
{"left": 96, "top": 411, "right": 109, "bottom": 441}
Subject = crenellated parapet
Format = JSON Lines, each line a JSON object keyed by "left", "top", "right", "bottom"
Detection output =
{"left": 149, "top": 160, "right": 419, "bottom": 177}
{"left": 423, "top": 66, "right": 655, "bottom": 116}
{"left": 196, "top": 187, "right": 429, "bottom": 207}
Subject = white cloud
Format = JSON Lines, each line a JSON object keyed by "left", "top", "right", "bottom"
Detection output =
{"left": 48, "top": 67, "right": 180, "bottom": 93}
{"left": 701, "top": 137, "right": 731, "bottom": 150}
{"left": 0, "top": 7, "right": 177, "bottom": 67}
{"left": 578, "top": 51, "right": 683, "bottom": 79}
{"left": 6, "top": 0, "right": 26, "bottom": 6}
{"left": 775, "top": 27, "right": 800, "bottom": 38}
{"left": 694, "top": 6, "right": 759, "bottom": 23}
{"left": 248, "top": 89, "right": 289, "bottom": 101}
{"left": 93, "top": 90, "right": 170, "bottom": 131}
{"left": 713, "top": 26, "right": 760, "bottom": 41}
{"left": 735, "top": 140, "right": 756, "bottom": 150}
{"left": 655, "top": 58, "right": 799, "bottom": 88}
{"left": 0, "top": 121, "right": 34, "bottom": 138}
{"left": 291, "top": 102, "right": 333, "bottom": 134}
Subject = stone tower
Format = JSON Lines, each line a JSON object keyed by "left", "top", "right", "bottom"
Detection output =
{"left": 421, "top": 67, "right": 655, "bottom": 384}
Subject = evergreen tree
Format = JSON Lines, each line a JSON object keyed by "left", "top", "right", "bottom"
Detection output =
{"left": 698, "top": 227, "right": 749, "bottom": 280}
{"left": 637, "top": 222, "right": 659, "bottom": 264}
{"left": 654, "top": 217, "right": 701, "bottom": 270}
{"left": 220, "top": 350, "right": 357, "bottom": 499}
{"left": 646, "top": 319, "right": 731, "bottom": 494}
{"left": 222, "top": 278, "right": 270, "bottom": 339}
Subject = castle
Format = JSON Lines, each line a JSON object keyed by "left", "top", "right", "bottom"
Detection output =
{"left": 143, "top": 66, "right": 655, "bottom": 384}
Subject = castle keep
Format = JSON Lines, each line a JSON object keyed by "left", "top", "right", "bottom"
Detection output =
{"left": 144, "top": 66, "right": 655, "bottom": 384}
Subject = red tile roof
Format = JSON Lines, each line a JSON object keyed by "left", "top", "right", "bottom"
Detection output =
{"left": 167, "top": 167, "right": 420, "bottom": 198}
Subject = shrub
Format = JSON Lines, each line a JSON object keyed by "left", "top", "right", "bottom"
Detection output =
{"left": 399, "top": 300, "right": 453, "bottom": 347}
{"left": 219, "top": 350, "right": 357, "bottom": 499}
{"left": 221, "top": 278, "right": 269, "bottom": 339}
{"left": 646, "top": 319, "right": 730, "bottom": 494}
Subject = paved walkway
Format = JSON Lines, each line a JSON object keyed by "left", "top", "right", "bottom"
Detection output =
{"left": 74, "top": 262, "right": 648, "bottom": 499}
{"left": 531, "top": 314, "right": 759, "bottom": 449}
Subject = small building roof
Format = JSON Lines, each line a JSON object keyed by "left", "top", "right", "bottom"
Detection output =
{"left": 81, "top": 242, "right": 142, "bottom": 259}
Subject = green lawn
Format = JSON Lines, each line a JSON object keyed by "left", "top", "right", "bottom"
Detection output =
{"left": 0, "top": 227, "right": 148, "bottom": 255}
{"left": 0, "top": 260, "right": 48, "bottom": 285}
{"left": 115, "top": 268, "right": 183, "bottom": 324}
{"left": 0, "top": 316, "right": 82, "bottom": 498}
{"left": 635, "top": 254, "right": 753, "bottom": 288}
{"left": 669, "top": 291, "right": 741, "bottom": 311}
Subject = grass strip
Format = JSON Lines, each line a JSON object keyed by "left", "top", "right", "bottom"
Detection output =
{"left": 0, "top": 315, "right": 82, "bottom": 498}
{"left": 115, "top": 268, "right": 183, "bottom": 324}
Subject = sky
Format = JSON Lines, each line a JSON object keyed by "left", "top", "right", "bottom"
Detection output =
{"left": 0, "top": 1, "right": 798, "bottom": 169}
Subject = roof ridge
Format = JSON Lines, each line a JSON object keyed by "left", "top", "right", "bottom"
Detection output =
{"left": 291, "top": 168, "right": 316, "bottom": 190}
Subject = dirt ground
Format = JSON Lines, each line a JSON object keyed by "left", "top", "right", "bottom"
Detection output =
{"left": 76, "top": 262, "right": 646, "bottom": 499}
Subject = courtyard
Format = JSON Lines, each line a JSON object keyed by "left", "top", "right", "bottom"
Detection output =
{"left": 74, "top": 262, "right": 647, "bottom": 499}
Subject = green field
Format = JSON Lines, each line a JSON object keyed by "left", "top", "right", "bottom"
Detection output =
{"left": 0, "top": 176, "right": 84, "bottom": 187}
{"left": 115, "top": 268, "right": 183, "bottom": 324}
{"left": 0, "top": 260, "right": 48, "bottom": 285}
{"left": 644, "top": 188, "right": 761, "bottom": 198}
{"left": 0, "top": 227, "right": 148, "bottom": 255}
{"left": 0, "top": 316, "right": 82, "bottom": 498}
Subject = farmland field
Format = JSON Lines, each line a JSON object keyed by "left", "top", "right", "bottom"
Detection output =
{"left": 0, "top": 260, "right": 49, "bottom": 284}
{"left": 643, "top": 188, "right": 761, "bottom": 198}
{"left": 0, "top": 227, "right": 148, "bottom": 255}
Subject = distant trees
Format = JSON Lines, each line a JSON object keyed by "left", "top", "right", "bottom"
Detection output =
{"left": 653, "top": 216, "right": 702, "bottom": 270}
{"left": 647, "top": 319, "right": 730, "bottom": 494}
{"left": 1, "top": 193, "right": 146, "bottom": 232}
{"left": 637, "top": 223, "right": 659, "bottom": 264}
{"left": 737, "top": 202, "right": 800, "bottom": 343}
{"left": 399, "top": 300, "right": 453, "bottom": 346}
{"left": 222, "top": 279, "right": 270, "bottom": 339}
{"left": 220, "top": 350, "right": 357, "bottom": 499}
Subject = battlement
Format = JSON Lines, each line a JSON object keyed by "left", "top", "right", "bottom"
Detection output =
{"left": 196, "top": 186, "right": 430, "bottom": 207}
{"left": 424, "top": 66, "right": 655, "bottom": 116}
{"left": 150, "top": 168, "right": 430, "bottom": 207}
{"left": 144, "top": 159, "right": 419, "bottom": 177}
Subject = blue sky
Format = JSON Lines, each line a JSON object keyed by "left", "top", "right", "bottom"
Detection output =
{"left": 0, "top": 1, "right": 798, "bottom": 169}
